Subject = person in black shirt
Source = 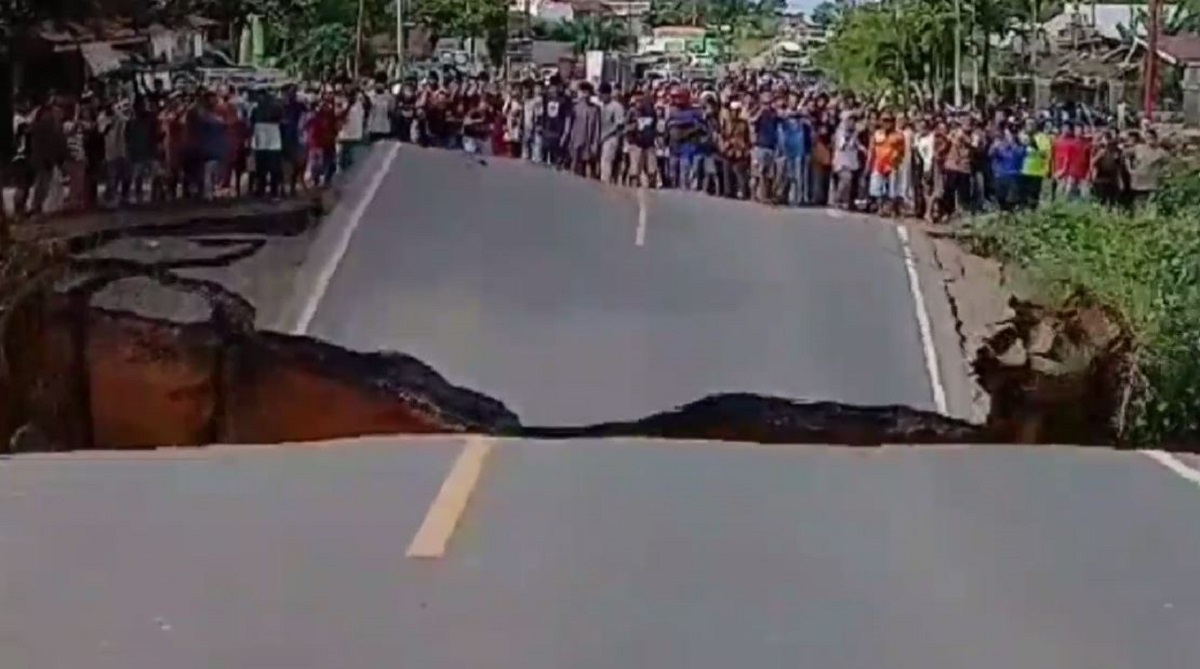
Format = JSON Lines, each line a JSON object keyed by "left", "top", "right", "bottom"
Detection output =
{"left": 624, "top": 90, "right": 658, "bottom": 187}
{"left": 539, "top": 77, "right": 573, "bottom": 168}
{"left": 395, "top": 80, "right": 418, "bottom": 143}
{"left": 1090, "top": 130, "right": 1127, "bottom": 207}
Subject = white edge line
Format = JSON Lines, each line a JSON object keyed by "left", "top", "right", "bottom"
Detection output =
{"left": 896, "top": 225, "right": 948, "bottom": 415}
{"left": 635, "top": 185, "right": 647, "bottom": 247}
{"left": 290, "top": 142, "right": 401, "bottom": 335}
{"left": 1141, "top": 450, "right": 1200, "bottom": 486}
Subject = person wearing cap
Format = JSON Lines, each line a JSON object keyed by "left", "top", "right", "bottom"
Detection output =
{"left": 666, "top": 88, "right": 703, "bottom": 190}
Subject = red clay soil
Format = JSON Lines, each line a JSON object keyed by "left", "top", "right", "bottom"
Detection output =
{"left": 219, "top": 338, "right": 449, "bottom": 444}
{"left": 4, "top": 304, "right": 477, "bottom": 451}
{"left": 87, "top": 311, "right": 220, "bottom": 448}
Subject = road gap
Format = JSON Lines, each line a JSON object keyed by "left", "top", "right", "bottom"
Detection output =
{"left": 0, "top": 262, "right": 1163, "bottom": 453}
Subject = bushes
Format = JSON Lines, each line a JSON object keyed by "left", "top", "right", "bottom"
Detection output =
{"left": 963, "top": 183, "right": 1200, "bottom": 447}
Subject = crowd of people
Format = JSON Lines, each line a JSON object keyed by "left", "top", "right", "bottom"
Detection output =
{"left": 7, "top": 77, "right": 384, "bottom": 219}
{"left": 6, "top": 69, "right": 1171, "bottom": 222}
{"left": 401, "top": 72, "right": 1171, "bottom": 221}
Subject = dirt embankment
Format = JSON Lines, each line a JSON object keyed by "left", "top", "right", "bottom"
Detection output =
{"left": 929, "top": 232, "right": 1138, "bottom": 447}
{"left": 2, "top": 282, "right": 518, "bottom": 451}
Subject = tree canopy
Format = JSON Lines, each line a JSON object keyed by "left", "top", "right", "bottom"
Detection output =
{"left": 815, "top": 0, "right": 1036, "bottom": 104}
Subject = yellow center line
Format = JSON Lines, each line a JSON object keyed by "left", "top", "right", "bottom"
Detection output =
{"left": 406, "top": 435, "right": 494, "bottom": 559}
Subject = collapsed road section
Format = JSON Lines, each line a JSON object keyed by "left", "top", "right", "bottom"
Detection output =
{"left": 1, "top": 262, "right": 985, "bottom": 451}
{"left": 0, "top": 254, "right": 1144, "bottom": 451}
{"left": 0, "top": 145, "right": 1164, "bottom": 452}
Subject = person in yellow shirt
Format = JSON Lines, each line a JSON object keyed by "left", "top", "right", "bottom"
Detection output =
{"left": 1019, "top": 119, "right": 1052, "bottom": 209}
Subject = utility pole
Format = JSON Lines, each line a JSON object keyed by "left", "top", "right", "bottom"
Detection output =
{"left": 1029, "top": 0, "right": 1038, "bottom": 82}
{"left": 953, "top": 0, "right": 962, "bottom": 106}
{"left": 397, "top": 0, "right": 406, "bottom": 77}
{"left": 1145, "top": 0, "right": 1161, "bottom": 117}
{"left": 354, "top": 0, "right": 366, "bottom": 77}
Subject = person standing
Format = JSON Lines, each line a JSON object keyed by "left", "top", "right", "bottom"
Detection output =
{"left": 597, "top": 82, "right": 625, "bottom": 184}
{"left": 1089, "top": 130, "right": 1127, "bottom": 208}
{"left": 1051, "top": 122, "right": 1085, "bottom": 200}
{"left": 62, "top": 97, "right": 88, "bottom": 212}
{"left": 568, "top": 82, "right": 601, "bottom": 177}
{"left": 666, "top": 89, "right": 703, "bottom": 190}
{"left": 720, "top": 100, "right": 751, "bottom": 199}
{"left": 987, "top": 127, "right": 1025, "bottom": 211}
{"left": 867, "top": 112, "right": 905, "bottom": 216}
{"left": 250, "top": 90, "right": 284, "bottom": 198}
{"left": 195, "top": 91, "right": 229, "bottom": 200}
{"left": 336, "top": 88, "right": 366, "bottom": 171}
{"left": 777, "top": 100, "right": 808, "bottom": 205}
{"left": 831, "top": 112, "right": 860, "bottom": 209}
{"left": 307, "top": 94, "right": 339, "bottom": 187}
{"left": 1019, "top": 119, "right": 1051, "bottom": 209}
{"left": 367, "top": 78, "right": 395, "bottom": 142}
{"left": 625, "top": 89, "right": 659, "bottom": 188}
{"left": 522, "top": 80, "right": 544, "bottom": 164}
{"left": 748, "top": 91, "right": 781, "bottom": 203}
{"left": 129, "top": 96, "right": 161, "bottom": 202}
{"left": 499, "top": 87, "right": 522, "bottom": 158}
{"left": 539, "top": 77, "right": 572, "bottom": 168}
{"left": 1124, "top": 129, "right": 1166, "bottom": 210}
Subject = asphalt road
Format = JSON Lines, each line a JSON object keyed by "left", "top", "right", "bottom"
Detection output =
{"left": 291, "top": 144, "right": 969, "bottom": 426}
{"left": 3, "top": 439, "right": 1199, "bottom": 669}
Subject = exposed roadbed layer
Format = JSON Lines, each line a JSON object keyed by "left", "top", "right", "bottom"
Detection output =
{"left": 3, "top": 439, "right": 1199, "bottom": 669}
{"left": 5, "top": 288, "right": 979, "bottom": 451}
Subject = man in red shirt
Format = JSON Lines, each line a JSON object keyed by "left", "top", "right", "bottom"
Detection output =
{"left": 1051, "top": 123, "right": 1090, "bottom": 200}
{"left": 306, "top": 94, "right": 339, "bottom": 187}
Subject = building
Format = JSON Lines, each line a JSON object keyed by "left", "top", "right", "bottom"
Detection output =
{"left": 778, "top": 10, "right": 828, "bottom": 47}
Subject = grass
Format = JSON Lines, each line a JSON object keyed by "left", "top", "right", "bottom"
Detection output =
{"left": 962, "top": 184, "right": 1200, "bottom": 447}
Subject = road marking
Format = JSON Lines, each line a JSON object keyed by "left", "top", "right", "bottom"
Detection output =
{"left": 406, "top": 436, "right": 494, "bottom": 559}
{"left": 290, "top": 141, "right": 401, "bottom": 335}
{"left": 895, "top": 225, "right": 948, "bottom": 415}
{"left": 635, "top": 185, "right": 648, "bottom": 246}
{"left": 1141, "top": 450, "right": 1200, "bottom": 486}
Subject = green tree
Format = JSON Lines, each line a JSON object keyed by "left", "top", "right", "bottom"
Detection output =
{"left": 816, "top": 0, "right": 958, "bottom": 103}
{"left": 809, "top": 1, "right": 842, "bottom": 28}
{"left": 817, "top": 0, "right": 1027, "bottom": 102}
{"left": 537, "top": 17, "right": 633, "bottom": 54}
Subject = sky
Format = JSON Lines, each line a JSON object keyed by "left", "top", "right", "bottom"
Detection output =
{"left": 785, "top": 0, "right": 826, "bottom": 16}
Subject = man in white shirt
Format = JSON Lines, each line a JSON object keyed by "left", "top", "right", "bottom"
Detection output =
{"left": 597, "top": 82, "right": 625, "bottom": 183}
{"left": 250, "top": 88, "right": 284, "bottom": 197}
{"left": 337, "top": 88, "right": 366, "bottom": 171}
{"left": 522, "top": 81, "right": 544, "bottom": 164}
{"left": 367, "top": 80, "right": 395, "bottom": 141}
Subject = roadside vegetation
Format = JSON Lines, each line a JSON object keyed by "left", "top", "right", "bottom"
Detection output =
{"left": 962, "top": 171, "right": 1200, "bottom": 447}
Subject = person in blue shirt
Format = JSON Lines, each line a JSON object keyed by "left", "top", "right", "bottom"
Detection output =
{"left": 776, "top": 100, "right": 809, "bottom": 206}
{"left": 988, "top": 127, "right": 1025, "bottom": 211}
{"left": 666, "top": 90, "right": 704, "bottom": 190}
{"left": 749, "top": 92, "right": 781, "bottom": 203}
